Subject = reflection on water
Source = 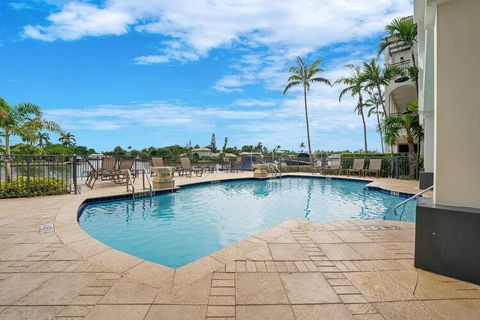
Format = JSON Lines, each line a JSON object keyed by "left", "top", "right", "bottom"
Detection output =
{"left": 304, "top": 179, "right": 313, "bottom": 219}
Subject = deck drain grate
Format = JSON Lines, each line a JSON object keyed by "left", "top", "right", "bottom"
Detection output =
{"left": 40, "top": 223, "right": 54, "bottom": 234}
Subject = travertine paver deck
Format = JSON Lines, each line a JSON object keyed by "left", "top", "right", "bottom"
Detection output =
{"left": 0, "top": 172, "right": 478, "bottom": 319}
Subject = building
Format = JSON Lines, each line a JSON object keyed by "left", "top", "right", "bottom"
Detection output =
{"left": 192, "top": 147, "right": 213, "bottom": 158}
{"left": 383, "top": 16, "right": 419, "bottom": 155}
{"left": 414, "top": 0, "right": 480, "bottom": 284}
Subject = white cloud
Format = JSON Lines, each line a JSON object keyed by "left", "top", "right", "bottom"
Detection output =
{"left": 23, "top": 2, "right": 134, "bottom": 41}
{"left": 24, "top": 0, "right": 412, "bottom": 62}
{"left": 230, "top": 99, "right": 276, "bottom": 107}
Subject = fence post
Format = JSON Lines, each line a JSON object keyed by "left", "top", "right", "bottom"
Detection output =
{"left": 26, "top": 155, "right": 31, "bottom": 197}
{"left": 394, "top": 156, "right": 399, "bottom": 179}
{"left": 134, "top": 158, "right": 137, "bottom": 177}
{"left": 72, "top": 155, "right": 78, "bottom": 194}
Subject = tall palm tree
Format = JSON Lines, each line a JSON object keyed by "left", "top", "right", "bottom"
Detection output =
{"left": 284, "top": 57, "right": 331, "bottom": 168}
{"left": 37, "top": 132, "right": 50, "bottom": 147}
{"left": 365, "top": 91, "right": 385, "bottom": 153}
{"left": 378, "top": 17, "right": 418, "bottom": 94}
{"left": 360, "top": 58, "right": 400, "bottom": 116}
{"left": 383, "top": 100, "right": 423, "bottom": 178}
{"left": 59, "top": 132, "right": 76, "bottom": 146}
{"left": 336, "top": 65, "right": 368, "bottom": 153}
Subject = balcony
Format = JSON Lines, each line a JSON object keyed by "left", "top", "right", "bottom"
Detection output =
{"left": 387, "top": 59, "right": 412, "bottom": 83}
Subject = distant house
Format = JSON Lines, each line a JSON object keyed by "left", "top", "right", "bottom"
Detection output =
{"left": 192, "top": 148, "right": 213, "bottom": 158}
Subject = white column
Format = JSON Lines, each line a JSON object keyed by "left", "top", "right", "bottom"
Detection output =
{"left": 422, "top": 25, "right": 435, "bottom": 173}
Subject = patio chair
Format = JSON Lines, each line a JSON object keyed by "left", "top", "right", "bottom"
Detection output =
{"left": 322, "top": 160, "right": 341, "bottom": 175}
{"left": 179, "top": 157, "right": 203, "bottom": 178}
{"left": 151, "top": 157, "right": 164, "bottom": 168}
{"left": 312, "top": 159, "right": 327, "bottom": 175}
{"left": 346, "top": 159, "right": 365, "bottom": 176}
{"left": 362, "top": 159, "right": 382, "bottom": 178}
{"left": 99, "top": 156, "right": 117, "bottom": 181}
{"left": 111, "top": 158, "right": 135, "bottom": 185}
{"left": 85, "top": 156, "right": 118, "bottom": 188}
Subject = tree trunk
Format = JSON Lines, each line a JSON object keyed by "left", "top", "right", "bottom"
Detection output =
{"left": 376, "top": 85, "right": 387, "bottom": 116}
{"left": 411, "top": 49, "right": 419, "bottom": 98}
{"left": 358, "top": 94, "right": 368, "bottom": 153}
{"left": 360, "top": 110, "right": 368, "bottom": 153}
{"left": 303, "top": 86, "right": 314, "bottom": 170}
{"left": 407, "top": 133, "right": 417, "bottom": 179}
{"left": 376, "top": 107, "right": 384, "bottom": 153}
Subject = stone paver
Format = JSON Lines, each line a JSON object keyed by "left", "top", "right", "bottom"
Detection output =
{"left": 236, "top": 272, "right": 289, "bottom": 305}
{"left": 1, "top": 172, "right": 478, "bottom": 320}
{"left": 280, "top": 273, "right": 340, "bottom": 304}
{"left": 292, "top": 304, "right": 355, "bottom": 320}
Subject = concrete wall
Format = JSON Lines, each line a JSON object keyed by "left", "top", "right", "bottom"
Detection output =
{"left": 434, "top": 0, "right": 480, "bottom": 208}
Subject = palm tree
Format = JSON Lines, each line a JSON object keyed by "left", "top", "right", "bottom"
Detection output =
{"left": 378, "top": 17, "right": 418, "bottom": 94}
{"left": 365, "top": 92, "right": 385, "bottom": 153}
{"left": 37, "top": 132, "right": 50, "bottom": 147}
{"left": 299, "top": 142, "right": 305, "bottom": 152}
{"left": 0, "top": 97, "right": 61, "bottom": 179}
{"left": 59, "top": 132, "right": 76, "bottom": 146}
{"left": 335, "top": 64, "right": 368, "bottom": 153}
{"left": 383, "top": 100, "right": 423, "bottom": 178}
{"left": 284, "top": 57, "right": 331, "bottom": 168}
{"left": 360, "top": 58, "right": 400, "bottom": 116}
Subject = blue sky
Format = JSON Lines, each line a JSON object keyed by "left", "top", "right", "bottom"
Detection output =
{"left": 0, "top": 0, "right": 412, "bottom": 152}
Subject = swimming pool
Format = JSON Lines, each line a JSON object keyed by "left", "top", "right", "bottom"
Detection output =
{"left": 78, "top": 177, "right": 415, "bottom": 268}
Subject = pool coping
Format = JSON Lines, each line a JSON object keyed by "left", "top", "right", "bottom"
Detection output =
{"left": 56, "top": 173, "right": 418, "bottom": 291}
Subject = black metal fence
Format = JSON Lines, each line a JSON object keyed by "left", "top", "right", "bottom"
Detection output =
{"left": 0, "top": 155, "right": 74, "bottom": 198}
{"left": 0, "top": 154, "right": 418, "bottom": 199}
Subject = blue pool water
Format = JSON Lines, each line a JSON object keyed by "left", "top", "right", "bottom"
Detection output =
{"left": 78, "top": 177, "right": 415, "bottom": 268}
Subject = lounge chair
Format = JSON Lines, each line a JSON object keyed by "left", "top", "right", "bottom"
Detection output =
{"left": 99, "top": 156, "right": 117, "bottom": 181}
{"left": 151, "top": 157, "right": 164, "bottom": 168}
{"left": 179, "top": 157, "right": 203, "bottom": 177}
{"left": 110, "top": 158, "right": 135, "bottom": 185}
{"left": 312, "top": 159, "right": 327, "bottom": 175}
{"left": 362, "top": 159, "right": 382, "bottom": 178}
{"left": 85, "top": 156, "right": 118, "bottom": 188}
{"left": 322, "top": 160, "right": 341, "bottom": 175}
{"left": 346, "top": 159, "right": 365, "bottom": 176}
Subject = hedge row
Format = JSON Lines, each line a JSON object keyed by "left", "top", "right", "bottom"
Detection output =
{"left": 0, "top": 177, "right": 69, "bottom": 198}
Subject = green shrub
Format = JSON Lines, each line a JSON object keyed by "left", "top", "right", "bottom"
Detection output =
{"left": 0, "top": 177, "right": 68, "bottom": 198}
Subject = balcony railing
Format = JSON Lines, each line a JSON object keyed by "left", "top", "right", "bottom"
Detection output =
{"left": 388, "top": 59, "right": 411, "bottom": 73}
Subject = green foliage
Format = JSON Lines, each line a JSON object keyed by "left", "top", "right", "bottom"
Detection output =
{"left": 210, "top": 133, "right": 217, "bottom": 153}
{"left": 223, "top": 147, "right": 239, "bottom": 155}
{"left": 11, "top": 144, "right": 44, "bottom": 155}
{"left": 222, "top": 137, "right": 228, "bottom": 151}
{"left": 0, "top": 97, "right": 62, "bottom": 162}
{"left": 241, "top": 145, "right": 254, "bottom": 152}
{"left": 43, "top": 144, "right": 76, "bottom": 155}
{"left": 0, "top": 177, "right": 68, "bottom": 198}
{"left": 378, "top": 18, "right": 418, "bottom": 56}
{"left": 59, "top": 132, "right": 76, "bottom": 146}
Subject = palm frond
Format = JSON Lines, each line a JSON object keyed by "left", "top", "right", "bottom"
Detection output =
{"left": 310, "top": 77, "right": 331, "bottom": 87}
{"left": 283, "top": 81, "right": 302, "bottom": 94}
